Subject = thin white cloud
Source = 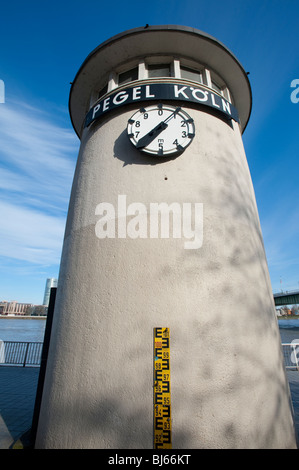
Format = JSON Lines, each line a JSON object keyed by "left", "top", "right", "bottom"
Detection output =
{"left": 0, "top": 200, "right": 66, "bottom": 264}
{"left": 0, "top": 98, "right": 78, "bottom": 267}
{"left": 0, "top": 99, "right": 78, "bottom": 212}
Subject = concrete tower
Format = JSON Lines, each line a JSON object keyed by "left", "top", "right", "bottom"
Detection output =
{"left": 35, "top": 26, "right": 296, "bottom": 449}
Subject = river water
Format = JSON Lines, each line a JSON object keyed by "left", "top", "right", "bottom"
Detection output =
{"left": 277, "top": 319, "right": 299, "bottom": 343}
{"left": 0, "top": 317, "right": 298, "bottom": 343}
{"left": 0, "top": 318, "right": 46, "bottom": 342}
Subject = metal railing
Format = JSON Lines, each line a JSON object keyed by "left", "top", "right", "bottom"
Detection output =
{"left": 274, "top": 290, "right": 299, "bottom": 296}
{"left": 0, "top": 340, "right": 298, "bottom": 370}
{"left": 282, "top": 343, "right": 299, "bottom": 370}
{"left": 0, "top": 341, "right": 43, "bottom": 367}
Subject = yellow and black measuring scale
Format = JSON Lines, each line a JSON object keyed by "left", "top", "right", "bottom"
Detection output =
{"left": 153, "top": 327, "right": 172, "bottom": 449}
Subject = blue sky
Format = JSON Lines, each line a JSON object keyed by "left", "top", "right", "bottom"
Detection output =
{"left": 0, "top": 0, "right": 298, "bottom": 304}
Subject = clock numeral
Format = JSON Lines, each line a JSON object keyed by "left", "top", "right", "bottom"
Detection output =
{"left": 128, "top": 105, "right": 195, "bottom": 156}
{"left": 158, "top": 139, "right": 164, "bottom": 155}
{"left": 173, "top": 140, "right": 184, "bottom": 152}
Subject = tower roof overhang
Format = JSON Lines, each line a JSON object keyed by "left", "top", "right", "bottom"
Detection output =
{"left": 69, "top": 25, "right": 252, "bottom": 138}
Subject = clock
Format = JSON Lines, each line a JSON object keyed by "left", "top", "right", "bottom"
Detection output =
{"left": 127, "top": 104, "right": 195, "bottom": 156}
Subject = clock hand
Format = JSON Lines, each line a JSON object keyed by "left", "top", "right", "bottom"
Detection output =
{"left": 136, "top": 107, "right": 181, "bottom": 149}
{"left": 163, "top": 107, "right": 181, "bottom": 124}
{"left": 136, "top": 121, "right": 168, "bottom": 149}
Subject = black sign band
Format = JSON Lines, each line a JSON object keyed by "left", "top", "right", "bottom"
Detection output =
{"left": 84, "top": 82, "right": 239, "bottom": 128}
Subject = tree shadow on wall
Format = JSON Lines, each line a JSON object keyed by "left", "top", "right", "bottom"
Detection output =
{"left": 36, "top": 131, "right": 297, "bottom": 448}
{"left": 175, "top": 140, "right": 297, "bottom": 447}
{"left": 36, "top": 340, "right": 193, "bottom": 449}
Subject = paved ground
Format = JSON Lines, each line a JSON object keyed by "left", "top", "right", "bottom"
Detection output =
{"left": 0, "top": 366, "right": 298, "bottom": 449}
{"left": 0, "top": 366, "right": 39, "bottom": 448}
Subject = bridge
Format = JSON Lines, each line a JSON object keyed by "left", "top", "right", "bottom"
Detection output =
{"left": 273, "top": 290, "right": 299, "bottom": 306}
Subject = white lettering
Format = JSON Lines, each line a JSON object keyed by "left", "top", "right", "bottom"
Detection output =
{"left": 145, "top": 85, "right": 155, "bottom": 98}
{"left": 152, "top": 455, "right": 191, "bottom": 466}
{"left": 191, "top": 88, "right": 208, "bottom": 102}
{"left": 92, "top": 103, "right": 101, "bottom": 119}
{"left": 221, "top": 98, "right": 231, "bottom": 115}
{"left": 211, "top": 93, "right": 220, "bottom": 108}
{"left": 95, "top": 202, "right": 115, "bottom": 238}
{"left": 290, "top": 79, "right": 299, "bottom": 104}
{"left": 183, "top": 203, "right": 203, "bottom": 249}
{"left": 113, "top": 90, "right": 129, "bottom": 105}
{"left": 0, "top": 79, "right": 4, "bottom": 104}
{"left": 95, "top": 197, "right": 204, "bottom": 249}
{"left": 174, "top": 85, "right": 189, "bottom": 99}
{"left": 108, "top": 454, "right": 143, "bottom": 467}
{"left": 149, "top": 202, "right": 182, "bottom": 239}
{"left": 133, "top": 86, "right": 142, "bottom": 100}
{"left": 117, "top": 195, "right": 127, "bottom": 238}
{"left": 103, "top": 97, "right": 110, "bottom": 111}
{"left": 127, "top": 202, "right": 148, "bottom": 239}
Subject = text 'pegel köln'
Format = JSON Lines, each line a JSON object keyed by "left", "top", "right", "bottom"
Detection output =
{"left": 85, "top": 82, "right": 239, "bottom": 128}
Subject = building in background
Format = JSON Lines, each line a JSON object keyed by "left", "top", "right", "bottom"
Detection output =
{"left": 0, "top": 300, "right": 47, "bottom": 316}
{"left": 42, "top": 278, "right": 58, "bottom": 306}
{"left": 0, "top": 300, "right": 33, "bottom": 315}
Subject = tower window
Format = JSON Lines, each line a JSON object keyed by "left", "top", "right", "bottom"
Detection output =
{"left": 118, "top": 67, "right": 138, "bottom": 86}
{"left": 180, "top": 66, "right": 202, "bottom": 84}
{"left": 211, "top": 80, "right": 222, "bottom": 94}
{"left": 148, "top": 64, "right": 171, "bottom": 78}
{"left": 98, "top": 84, "right": 108, "bottom": 99}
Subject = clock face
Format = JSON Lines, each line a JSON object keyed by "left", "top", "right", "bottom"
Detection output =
{"left": 127, "top": 104, "right": 195, "bottom": 156}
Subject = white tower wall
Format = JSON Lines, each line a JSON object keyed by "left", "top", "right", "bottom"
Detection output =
{"left": 35, "top": 26, "right": 297, "bottom": 449}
